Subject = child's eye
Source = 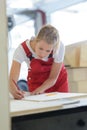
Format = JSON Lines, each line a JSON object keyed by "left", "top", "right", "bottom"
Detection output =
{"left": 39, "top": 48, "right": 43, "bottom": 50}
{"left": 39, "top": 48, "right": 50, "bottom": 53}
{"left": 46, "top": 50, "right": 50, "bottom": 52}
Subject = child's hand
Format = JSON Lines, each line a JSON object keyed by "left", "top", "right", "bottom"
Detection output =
{"left": 10, "top": 87, "right": 24, "bottom": 99}
{"left": 30, "top": 87, "right": 45, "bottom": 95}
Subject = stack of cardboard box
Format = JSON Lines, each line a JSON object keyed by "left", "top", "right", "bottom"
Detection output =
{"left": 67, "top": 67, "right": 87, "bottom": 93}
{"left": 64, "top": 40, "right": 87, "bottom": 93}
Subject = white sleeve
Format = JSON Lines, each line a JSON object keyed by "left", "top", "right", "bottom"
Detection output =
{"left": 53, "top": 42, "right": 65, "bottom": 63}
{"left": 13, "top": 45, "right": 28, "bottom": 64}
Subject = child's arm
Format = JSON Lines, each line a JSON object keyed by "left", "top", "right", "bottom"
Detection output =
{"left": 9, "top": 60, "right": 24, "bottom": 99}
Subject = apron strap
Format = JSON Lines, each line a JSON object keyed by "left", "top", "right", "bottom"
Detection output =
{"left": 48, "top": 51, "right": 53, "bottom": 58}
{"left": 21, "top": 40, "right": 33, "bottom": 60}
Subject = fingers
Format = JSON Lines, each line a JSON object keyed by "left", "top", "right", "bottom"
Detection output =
{"left": 12, "top": 89, "right": 24, "bottom": 99}
{"left": 30, "top": 90, "right": 43, "bottom": 95}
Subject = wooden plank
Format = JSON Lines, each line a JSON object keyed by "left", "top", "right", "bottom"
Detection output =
{"left": 10, "top": 92, "right": 87, "bottom": 117}
{"left": 10, "top": 100, "right": 63, "bottom": 117}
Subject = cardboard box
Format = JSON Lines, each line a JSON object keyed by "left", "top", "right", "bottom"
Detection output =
{"left": 64, "top": 40, "right": 87, "bottom": 67}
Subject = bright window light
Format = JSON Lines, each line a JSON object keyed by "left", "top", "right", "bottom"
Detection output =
{"left": 51, "top": 2, "right": 87, "bottom": 45}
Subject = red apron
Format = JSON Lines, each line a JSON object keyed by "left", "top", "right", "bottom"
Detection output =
{"left": 21, "top": 41, "right": 69, "bottom": 93}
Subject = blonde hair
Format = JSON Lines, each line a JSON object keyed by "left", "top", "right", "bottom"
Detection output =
{"left": 35, "top": 24, "right": 60, "bottom": 52}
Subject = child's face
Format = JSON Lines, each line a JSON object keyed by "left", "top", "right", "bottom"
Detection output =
{"left": 35, "top": 40, "right": 54, "bottom": 59}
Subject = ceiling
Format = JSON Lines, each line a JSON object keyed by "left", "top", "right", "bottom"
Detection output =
{"left": 6, "top": 0, "right": 87, "bottom": 16}
{"left": 6, "top": 0, "right": 87, "bottom": 31}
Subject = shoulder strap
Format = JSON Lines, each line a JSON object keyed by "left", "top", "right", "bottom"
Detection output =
{"left": 48, "top": 51, "right": 53, "bottom": 58}
{"left": 21, "top": 40, "right": 33, "bottom": 60}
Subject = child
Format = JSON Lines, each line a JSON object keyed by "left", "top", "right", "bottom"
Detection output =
{"left": 9, "top": 24, "right": 69, "bottom": 99}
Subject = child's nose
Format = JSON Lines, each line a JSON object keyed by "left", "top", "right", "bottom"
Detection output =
{"left": 41, "top": 51, "right": 47, "bottom": 57}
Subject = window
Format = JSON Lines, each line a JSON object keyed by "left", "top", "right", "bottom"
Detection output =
{"left": 51, "top": 2, "right": 87, "bottom": 46}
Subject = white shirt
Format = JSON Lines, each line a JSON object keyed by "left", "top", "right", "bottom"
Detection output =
{"left": 13, "top": 40, "right": 65, "bottom": 68}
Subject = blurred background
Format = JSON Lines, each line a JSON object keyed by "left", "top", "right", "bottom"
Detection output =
{"left": 6, "top": 0, "right": 87, "bottom": 93}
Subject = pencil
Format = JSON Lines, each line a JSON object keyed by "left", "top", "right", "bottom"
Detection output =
{"left": 46, "top": 92, "right": 57, "bottom": 96}
{"left": 12, "top": 79, "right": 20, "bottom": 90}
